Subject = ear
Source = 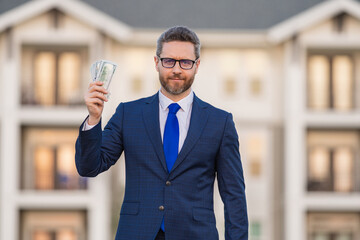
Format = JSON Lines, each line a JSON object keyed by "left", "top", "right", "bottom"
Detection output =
{"left": 194, "top": 58, "right": 200, "bottom": 74}
{"left": 154, "top": 56, "right": 160, "bottom": 72}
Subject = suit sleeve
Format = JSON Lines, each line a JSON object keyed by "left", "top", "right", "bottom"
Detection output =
{"left": 75, "top": 103, "right": 124, "bottom": 177}
{"left": 216, "top": 113, "right": 248, "bottom": 240}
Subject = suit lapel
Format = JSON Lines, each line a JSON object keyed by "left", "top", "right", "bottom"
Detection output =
{"left": 142, "top": 93, "right": 168, "bottom": 173}
{"left": 170, "top": 94, "right": 209, "bottom": 174}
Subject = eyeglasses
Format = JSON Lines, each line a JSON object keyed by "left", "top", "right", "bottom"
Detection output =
{"left": 158, "top": 57, "right": 198, "bottom": 70}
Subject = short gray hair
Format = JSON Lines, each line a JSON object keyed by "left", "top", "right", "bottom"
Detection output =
{"left": 156, "top": 26, "right": 201, "bottom": 59}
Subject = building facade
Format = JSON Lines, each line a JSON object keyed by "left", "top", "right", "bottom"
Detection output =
{"left": 0, "top": 0, "right": 359, "bottom": 240}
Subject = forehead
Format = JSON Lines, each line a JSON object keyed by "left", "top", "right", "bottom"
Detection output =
{"left": 161, "top": 41, "right": 196, "bottom": 59}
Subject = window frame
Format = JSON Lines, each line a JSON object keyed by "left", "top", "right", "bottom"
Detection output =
{"left": 21, "top": 44, "right": 88, "bottom": 106}
{"left": 307, "top": 49, "right": 356, "bottom": 111}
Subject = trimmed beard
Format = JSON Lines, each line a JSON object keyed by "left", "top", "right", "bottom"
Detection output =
{"left": 159, "top": 74, "right": 194, "bottom": 95}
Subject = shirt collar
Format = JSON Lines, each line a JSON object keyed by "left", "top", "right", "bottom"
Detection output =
{"left": 159, "top": 88, "right": 194, "bottom": 113}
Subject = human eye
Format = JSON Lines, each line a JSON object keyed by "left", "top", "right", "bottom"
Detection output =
{"left": 180, "top": 59, "right": 193, "bottom": 68}
{"left": 162, "top": 58, "right": 175, "bottom": 67}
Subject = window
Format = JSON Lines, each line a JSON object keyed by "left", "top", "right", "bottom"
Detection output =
{"left": 244, "top": 51, "right": 267, "bottom": 97}
{"left": 250, "top": 221, "right": 262, "bottom": 240}
{"left": 250, "top": 77, "right": 262, "bottom": 96}
{"left": 20, "top": 210, "right": 86, "bottom": 240}
{"left": 33, "top": 229, "right": 77, "bottom": 240}
{"left": 21, "top": 45, "right": 88, "bottom": 106}
{"left": 132, "top": 76, "right": 143, "bottom": 93}
{"left": 247, "top": 135, "right": 264, "bottom": 177}
{"left": 21, "top": 127, "right": 87, "bottom": 190}
{"left": 219, "top": 50, "right": 268, "bottom": 97}
{"left": 307, "top": 213, "right": 360, "bottom": 240}
{"left": 219, "top": 51, "right": 240, "bottom": 97}
{"left": 307, "top": 51, "right": 355, "bottom": 111}
{"left": 307, "top": 130, "right": 360, "bottom": 192}
{"left": 224, "top": 77, "right": 237, "bottom": 95}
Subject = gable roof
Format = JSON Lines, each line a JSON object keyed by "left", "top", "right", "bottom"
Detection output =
{"left": 268, "top": 0, "right": 360, "bottom": 43}
{"left": 0, "top": 0, "right": 336, "bottom": 30}
{"left": 80, "top": 0, "right": 329, "bottom": 30}
{"left": 1, "top": 0, "right": 360, "bottom": 44}
{"left": 0, "top": 0, "right": 132, "bottom": 42}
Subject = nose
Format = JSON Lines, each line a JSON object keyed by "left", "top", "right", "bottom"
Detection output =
{"left": 172, "top": 61, "right": 182, "bottom": 74}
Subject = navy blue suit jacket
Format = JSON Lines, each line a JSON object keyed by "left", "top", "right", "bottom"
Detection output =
{"left": 75, "top": 93, "right": 248, "bottom": 240}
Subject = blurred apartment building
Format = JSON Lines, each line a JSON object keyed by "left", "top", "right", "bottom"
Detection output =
{"left": 0, "top": 0, "right": 359, "bottom": 239}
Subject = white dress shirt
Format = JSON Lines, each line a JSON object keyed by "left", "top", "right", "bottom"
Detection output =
{"left": 83, "top": 89, "right": 194, "bottom": 153}
{"left": 159, "top": 89, "right": 193, "bottom": 152}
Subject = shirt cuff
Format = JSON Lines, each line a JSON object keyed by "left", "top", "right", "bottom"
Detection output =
{"left": 82, "top": 117, "right": 97, "bottom": 131}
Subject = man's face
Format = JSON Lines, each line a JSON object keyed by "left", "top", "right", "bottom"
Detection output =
{"left": 155, "top": 41, "right": 200, "bottom": 99}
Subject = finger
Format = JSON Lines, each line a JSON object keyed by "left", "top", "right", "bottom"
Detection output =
{"left": 87, "top": 97, "right": 105, "bottom": 107}
{"left": 91, "top": 98, "right": 105, "bottom": 106}
{"left": 88, "top": 81, "right": 104, "bottom": 89}
{"left": 88, "top": 85, "right": 108, "bottom": 94}
{"left": 85, "top": 93, "right": 108, "bottom": 104}
{"left": 88, "top": 81, "right": 104, "bottom": 90}
{"left": 88, "top": 81, "right": 99, "bottom": 88}
{"left": 89, "top": 91, "right": 108, "bottom": 102}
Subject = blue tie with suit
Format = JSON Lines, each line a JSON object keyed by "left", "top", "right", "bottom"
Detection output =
{"left": 161, "top": 103, "right": 181, "bottom": 232}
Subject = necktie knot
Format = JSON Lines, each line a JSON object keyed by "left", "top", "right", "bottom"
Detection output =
{"left": 168, "top": 103, "right": 181, "bottom": 114}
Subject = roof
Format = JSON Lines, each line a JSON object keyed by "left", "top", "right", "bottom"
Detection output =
{"left": 0, "top": 0, "right": 342, "bottom": 30}
{"left": 1, "top": 0, "right": 360, "bottom": 44}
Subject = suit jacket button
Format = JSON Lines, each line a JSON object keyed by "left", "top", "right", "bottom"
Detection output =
{"left": 166, "top": 181, "right": 171, "bottom": 186}
{"left": 159, "top": 205, "right": 165, "bottom": 211}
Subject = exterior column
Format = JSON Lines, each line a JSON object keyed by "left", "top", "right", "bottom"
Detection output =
{"left": 283, "top": 40, "right": 306, "bottom": 240}
{"left": 0, "top": 58, "right": 20, "bottom": 240}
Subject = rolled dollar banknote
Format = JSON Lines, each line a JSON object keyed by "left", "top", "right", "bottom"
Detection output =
{"left": 90, "top": 60, "right": 117, "bottom": 98}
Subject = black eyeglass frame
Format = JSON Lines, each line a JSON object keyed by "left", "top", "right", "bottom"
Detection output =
{"left": 157, "top": 57, "right": 198, "bottom": 70}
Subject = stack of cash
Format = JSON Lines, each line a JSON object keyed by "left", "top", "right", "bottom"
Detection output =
{"left": 90, "top": 60, "right": 117, "bottom": 98}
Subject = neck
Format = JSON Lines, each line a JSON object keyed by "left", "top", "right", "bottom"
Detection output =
{"left": 160, "top": 88, "right": 191, "bottom": 102}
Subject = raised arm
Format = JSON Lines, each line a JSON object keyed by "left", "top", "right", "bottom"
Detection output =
{"left": 75, "top": 81, "right": 123, "bottom": 177}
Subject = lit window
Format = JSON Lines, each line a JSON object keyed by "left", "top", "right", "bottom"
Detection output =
{"left": 308, "top": 147, "right": 332, "bottom": 191}
{"left": 219, "top": 51, "right": 240, "bottom": 96}
{"left": 22, "top": 127, "right": 87, "bottom": 190}
{"left": 333, "top": 56, "right": 353, "bottom": 111}
{"left": 21, "top": 211, "right": 86, "bottom": 240}
{"left": 58, "top": 52, "right": 82, "bottom": 105}
{"left": 250, "top": 77, "right": 262, "bottom": 96}
{"left": 57, "top": 229, "right": 77, "bottom": 240}
{"left": 224, "top": 77, "right": 237, "bottom": 95}
{"left": 244, "top": 51, "right": 267, "bottom": 97}
{"left": 307, "top": 213, "right": 360, "bottom": 240}
{"left": 34, "top": 52, "right": 56, "bottom": 106}
{"left": 34, "top": 146, "right": 55, "bottom": 190}
{"left": 307, "top": 52, "right": 354, "bottom": 111}
{"left": 307, "top": 130, "right": 358, "bottom": 192}
{"left": 308, "top": 147, "right": 330, "bottom": 182}
{"left": 33, "top": 230, "right": 52, "bottom": 240}
{"left": 33, "top": 229, "right": 77, "bottom": 240}
{"left": 21, "top": 45, "right": 87, "bottom": 106}
{"left": 333, "top": 147, "right": 353, "bottom": 192}
{"left": 247, "top": 136, "right": 264, "bottom": 177}
{"left": 132, "top": 76, "right": 143, "bottom": 93}
{"left": 308, "top": 55, "right": 330, "bottom": 110}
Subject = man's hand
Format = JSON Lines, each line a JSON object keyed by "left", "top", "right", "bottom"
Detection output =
{"left": 84, "top": 81, "right": 108, "bottom": 125}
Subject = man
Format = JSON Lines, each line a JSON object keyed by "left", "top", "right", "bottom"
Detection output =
{"left": 75, "top": 26, "right": 248, "bottom": 240}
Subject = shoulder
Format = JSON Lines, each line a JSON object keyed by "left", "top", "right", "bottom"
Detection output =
{"left": 125, "top": 93, "right": 158, "bottom": 106}
{"left": 114, "top": 93, "right": 158, "bottom": 110}
{"left": 194, "top": 95, "right": 237, "bottom": 138}
{"left": 194, "top": 94, "right": 231, "bottom": 118}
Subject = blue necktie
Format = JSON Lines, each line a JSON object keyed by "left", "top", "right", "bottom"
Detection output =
{"left": 161, "top": 103, "right": 181, "bottom": 232}
{"left": 163, "top": 103, "right": 181, "bottom": 172}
